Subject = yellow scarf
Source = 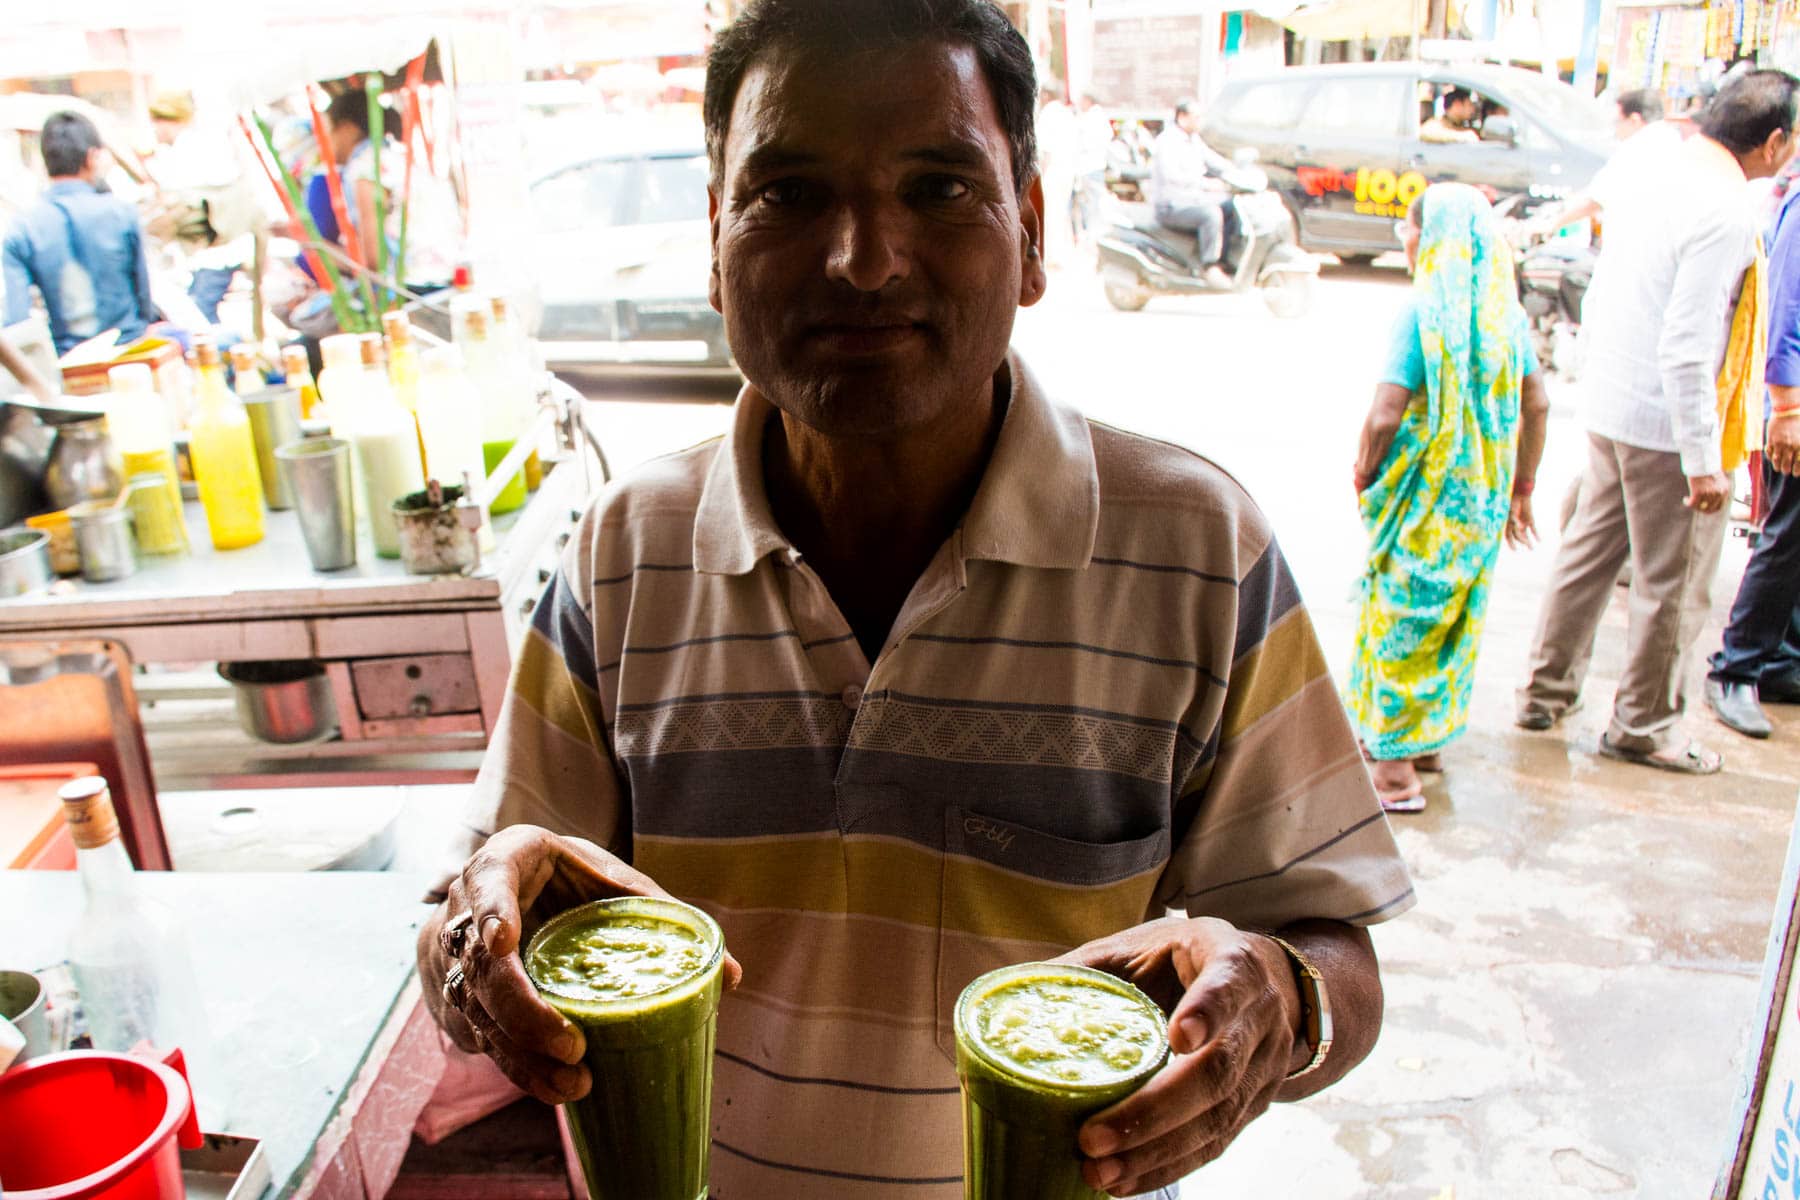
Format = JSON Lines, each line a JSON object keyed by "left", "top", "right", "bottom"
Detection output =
{"left": 1717, "top": 240, "right": 1768, "bottom": 473}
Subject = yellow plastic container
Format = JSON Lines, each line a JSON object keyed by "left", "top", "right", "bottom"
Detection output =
{"left": 187, "top": 341, "right": 265, "bottom": 550}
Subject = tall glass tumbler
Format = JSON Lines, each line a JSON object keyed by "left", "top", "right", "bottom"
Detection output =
{"left": 955, "top": 963, "right": 1170, "bottom": 1200}
{"left": 245, "top": 389, "right": 304, "bottom": 510}
{"left": 524, "top": 896, "right": 725, "bottom": 1200}
{"left": 276, "top": 438, "right": 357, "bottom": 571}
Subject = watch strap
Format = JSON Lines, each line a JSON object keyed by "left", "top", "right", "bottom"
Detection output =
{"left": 1262, "top": 933, "right": 1333, "bottom": 1081}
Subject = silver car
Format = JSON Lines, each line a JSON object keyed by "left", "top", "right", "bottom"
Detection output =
{"left": 529, "top": 142, "right": 734, "bottom": 374}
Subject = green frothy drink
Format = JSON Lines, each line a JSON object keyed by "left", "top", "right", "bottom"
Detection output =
{"left": 525, "top": 897, "right": 725, "bottom": 1200}
{"left": 955, "top": 963, "right": 1169, "bottom": 1200}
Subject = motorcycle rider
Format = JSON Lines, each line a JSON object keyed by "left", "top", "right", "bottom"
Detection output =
{"left": 1150, "top": 98, "right": 1233, "bottom": 289}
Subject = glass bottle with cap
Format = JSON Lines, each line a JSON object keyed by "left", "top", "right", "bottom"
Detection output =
{"left": 314, "top": 332, "right": 366, "bottom": 435}
{"left": 187, "top": 335, "right": 265, "bottom": 550}
{"left": 346, "top": 333, "right": 426, "bottom": 558}
{"left": 490, "top": 295, "right": 543, "bottom": 491}
{"left": 283, "top": 345, "right": 322, "bottom": 421}
{"left": 457, "top": 305, "right": 528, "bottom": 515}
{"left": 415, "top": 344, "right": 494, "bottom": 548}
{"left": 61, "top": 776, "right": 230, "bottom": 1129}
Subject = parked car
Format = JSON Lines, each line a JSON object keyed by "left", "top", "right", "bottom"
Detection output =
{"left": 1200, "top": 63, "right": 1613, "bottom": 260}
{"left": 528, "top": 140, "right": 735, "bottom": 374}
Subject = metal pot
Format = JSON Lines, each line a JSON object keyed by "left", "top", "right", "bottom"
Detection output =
{"left": 0, "top": 396, "right": 109, "bottom": 526}
{"left": 0, "top": 529, "right": 52, "bottom": 598}
{"left": 44, "top": 417, "right": 124, "bottom": 511}
{"left": 218, "top": 660, "right": 339, "bottom": 744}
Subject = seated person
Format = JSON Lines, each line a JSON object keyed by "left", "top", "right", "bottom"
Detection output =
{"left": 1421, "top": 88, "right": 1481, "bottom": 144}
{"left": 1149, "top": 98, "right": 1232, "bottom": 287}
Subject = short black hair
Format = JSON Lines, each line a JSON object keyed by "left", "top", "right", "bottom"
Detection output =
{"left": 1174, "top": 97, "right": 1198, "bottom": 121}
{"left": 1699, "top": 69, "right": 1800, "bottom": 155}
{"left": 41, "top": 111, "right": 102, "bottom": 178}
{"left": 704, "top": 0, "right": 1039, "bottom": 194}
{"left": 1443, "top": 87, "right": 1473, "bottom": 107}
{"left": 1616, "top": 88, "right": 1665, "bottom": 124}
{"left": 325, "top": 90, "right": 371, "bottom": 138}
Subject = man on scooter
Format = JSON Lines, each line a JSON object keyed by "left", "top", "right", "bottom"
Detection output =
{"left": 1150, "top": 98, "right": 1233, "bottom": 289}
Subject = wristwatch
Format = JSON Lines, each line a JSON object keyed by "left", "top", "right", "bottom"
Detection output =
{"left": 1262, "top": 934, "right": 1333, "bottom": 1081}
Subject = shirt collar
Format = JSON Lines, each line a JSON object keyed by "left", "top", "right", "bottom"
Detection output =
{"left": 693, "top": 349, "right": 1099, "bottom": 576}
{"left": 45, "top": 179, "right": 97, "bottom": 197}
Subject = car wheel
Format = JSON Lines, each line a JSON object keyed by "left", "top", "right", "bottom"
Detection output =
{"left": 1260, "top": 271, "right": 1315, "bottom": 319}
{"left": 1102, "top": 267, "right": 1150, "bottom": 312}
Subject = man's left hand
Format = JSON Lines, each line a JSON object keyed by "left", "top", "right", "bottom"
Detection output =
{"left": 1052, "top": 917, "right": 1300, "bottom": 1196}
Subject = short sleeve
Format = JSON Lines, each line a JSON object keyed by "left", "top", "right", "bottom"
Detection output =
{"left": 1378, "top": 297, "right": 1426, "bottom": 392}
{"left": 1157, "top": 541, "right": 1416, "bottom": 930}
{"left": 458, "top": 565, "right": 626, "bottom": 863}
{"left": 1767, "top": 189, "right": 1800, "bottom": 387}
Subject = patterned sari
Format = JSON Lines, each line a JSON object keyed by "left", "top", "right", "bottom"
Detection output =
{"left": 1346, "top": 183, "right": 1532, "bottom": 760}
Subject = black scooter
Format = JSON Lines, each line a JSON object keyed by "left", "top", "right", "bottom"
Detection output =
{"left": 1095, "top": 155, "right": 1318, "bottom": 318}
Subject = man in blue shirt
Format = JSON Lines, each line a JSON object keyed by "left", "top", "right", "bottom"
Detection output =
{"left": 3, "top": 111, "right": 156, "bottom": 355}
{"left": 1706, "top": 178, "right": 1800, "bottom": 737}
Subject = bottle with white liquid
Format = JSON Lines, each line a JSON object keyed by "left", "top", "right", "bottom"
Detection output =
{"left": 347, "top": 334, "right": 425, "bottom": 558}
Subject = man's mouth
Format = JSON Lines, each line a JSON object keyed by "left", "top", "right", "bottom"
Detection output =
{"left": 804, "top": 317, "right": 929, "bottom": 355}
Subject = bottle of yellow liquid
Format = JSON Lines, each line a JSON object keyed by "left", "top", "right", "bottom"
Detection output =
{"left": 283, "top": 345, "right": 322, "bottom": 420}
{"left": 382, "top": 309, "right": 427, "bottom": 463}
{"left": 187, "top": 337, "right": 265, "bottom": 550}
{"left": 458, "top": 306, "right": 527, "bottom": 516}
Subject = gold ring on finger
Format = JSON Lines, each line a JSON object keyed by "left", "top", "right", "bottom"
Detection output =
{"left": 441, "top": 910, "right": 476, "bottom": 958}
{"left": 443, "top": 960, "right": 467, "bottom": 1010}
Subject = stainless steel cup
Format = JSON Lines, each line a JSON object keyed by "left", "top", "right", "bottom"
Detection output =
{"left": 69, "top": 502, "right": 136, "bottom": 583}
{"left": 245, "top": 388, "right": 305, "bottom": 510}
{"left": 0, "top": 970, "right": 50, "bottom": 1062}
{"left": 276, "top": 437, "right": 357, "bottom": 571}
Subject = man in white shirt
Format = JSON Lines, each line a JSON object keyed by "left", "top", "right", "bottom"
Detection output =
{"left": 1150, "top": 98, "right": 1232, "bottom": 288}
{"left": 1517, "top": 70, "right": 1799, "bottom": 774}
{"left": 1538, "top": 89, "right": 1684, "bottom": 234}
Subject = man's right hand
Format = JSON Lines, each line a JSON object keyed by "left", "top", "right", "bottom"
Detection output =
{"left": 1683, "top": 471, "right": 1732, "bottom": 515}
{"left": 418, "top": 825, "right": 742, "bottom": 1105}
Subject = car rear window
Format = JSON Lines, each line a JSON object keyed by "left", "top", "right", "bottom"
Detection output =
{"left": 1298, "top": 77, "right": 1411, "bottom": 139}
{"left": 532, "top": 159, "right": 632, "bottom": 232}
{"left": 1216, "top": 81, "right": 1310, "bottom": 130}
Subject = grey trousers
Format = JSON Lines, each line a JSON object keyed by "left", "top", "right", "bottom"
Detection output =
{"left": 1519, "top": 432, "right": 1730, "bottom": 752}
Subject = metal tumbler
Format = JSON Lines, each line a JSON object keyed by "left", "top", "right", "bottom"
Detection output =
{"left": 245, "top": 388, "right": 305, "bottom": 510}
{"left": 276, "top": 438, "right": 357, "bottom": 571}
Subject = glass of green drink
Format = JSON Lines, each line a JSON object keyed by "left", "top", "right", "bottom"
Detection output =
{"left": 524, "top": 896, "right": 726, "bottom": 1200}
{"left": 955, "top": 962, "right": 1170, "bottom": 1200}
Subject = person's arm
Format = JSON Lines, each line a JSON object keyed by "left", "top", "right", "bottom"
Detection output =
{"left": 0, "top": 332, "right": 55, "bottom": 401}
{"left": 1657, "top": 210, "right": 1748, "bottom": 505}
{"left": 3, "top": 233, "right": 34, "bottom": 329}
{"left": 1354, "top": 384, "right": 1412, "bottom": 491}
{"left": 1536, "top": 194, "right": 1601, "bottom": 235}
{"left": 1508, "top": 369, "right": 1550, "bottom": 548}
{"left": 127, "top": 214, "right": 155, "bottom": 329}
{"left": 1760, "top": 194, "right": 1800, "bottom": 477}
{"left": 1062, "top": 540, "right": 1411, "bottom": 1197}
{"left": 1765, "top": 385, "right": 1800, "bottom": 475}
{"left": 352, "top": 177, "right": 381, "bottom": 277}
{"left": 417, "top": 560, "right": 746, "bottom": 1104}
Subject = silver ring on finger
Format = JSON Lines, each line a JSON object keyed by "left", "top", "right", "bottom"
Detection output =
{"left": 443, "top": 960, "right": 467, "bottom": 1011}
{"left": 441, "top": 909, "right": 476, "bottom": 958}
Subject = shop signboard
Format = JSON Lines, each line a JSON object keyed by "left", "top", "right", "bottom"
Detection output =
{"left": 1091, "top": 11, "right": 1209, "bottom": 110}
{"left": 1718, "top": 797, "right": 1800, "bottom": 1200}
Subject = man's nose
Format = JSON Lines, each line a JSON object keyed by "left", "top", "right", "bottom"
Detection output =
{"left": 824, "top": 199, "right": 910, "bottom": 293}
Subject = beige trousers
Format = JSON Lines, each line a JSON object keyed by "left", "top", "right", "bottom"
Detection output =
{"left": 1519, "top": 432, "right": 1730, "bottom": 753}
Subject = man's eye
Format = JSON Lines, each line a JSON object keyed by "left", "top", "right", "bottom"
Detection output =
{"left": 756, "top": 180, "right": 809, "bottom": 207}
{"left": 916, "top": 176, "right": 972, "bottom": 203}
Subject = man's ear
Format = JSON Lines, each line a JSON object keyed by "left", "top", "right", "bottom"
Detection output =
{"left": 708, "top": 186, "right": 723, "bottom": 315}
{"left": 1019, "top": 174, "right": 1048, "bottom": 308}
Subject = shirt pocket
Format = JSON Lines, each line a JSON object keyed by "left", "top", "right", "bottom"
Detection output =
{"left": 934, "top": 805, "right": 1169, "bottom": 1060}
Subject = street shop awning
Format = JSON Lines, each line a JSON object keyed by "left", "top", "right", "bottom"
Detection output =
{"left": 1280, "top": 0, "right": 1424, "bottom": 40}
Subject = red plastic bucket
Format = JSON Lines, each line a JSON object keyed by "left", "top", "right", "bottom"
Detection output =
{"left": 0, "top": 1050, "right": 202, "bottom": 1199}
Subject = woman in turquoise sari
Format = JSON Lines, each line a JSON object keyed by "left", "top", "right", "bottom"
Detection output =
{"left": 1348, "top": 183, "right": 1550, "bottom": 812}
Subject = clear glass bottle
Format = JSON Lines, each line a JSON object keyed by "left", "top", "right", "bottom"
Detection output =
{"left": 416, "top": 345, "right": 494, "bottom": 550}
{"left": 283, "top": 345, "right": 322, "bottom": 421}
{"left": 490, "top": 295, "right": 543, "bottom": 492}
{"left": 348, "top": 333, "right": 426, "bottom": 559}
{"left": 61, "top": 776, "right": 230, "bottom": 1129}
{"left": 458, "top": 306, "right": 528, "bottom": 515}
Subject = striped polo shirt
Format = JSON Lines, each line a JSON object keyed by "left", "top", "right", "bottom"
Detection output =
{"left": 465, "top": 350, "right": 1415, "bottom": 1199}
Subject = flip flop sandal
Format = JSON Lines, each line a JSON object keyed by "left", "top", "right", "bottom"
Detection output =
{"left": 1379, "top": 785, "right": 1427, "bottom": 813}
{"left": 1597, "top": 735, "right": 1723, "bottom": 776}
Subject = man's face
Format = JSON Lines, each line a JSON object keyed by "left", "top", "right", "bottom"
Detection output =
{"left": 1614, "top": 105, "right": 1646, "bottom": 142}
{"left": 328, "top": 120, "right": 361, "bottom": 165}
{"left": 708, "top": 39, "right": 1046, "bottom": 440}
{"left": 1447, "top": 96, "right": 1475, "bottom": 122}
{"left": 1176, "top": 109, "right": 1201, "bottom": 134}
{"left": 152, "top": 118, "right": 183, "bottom": 147}
{"left": 1750, "top": 127, "right": 1800, "bottom": 180}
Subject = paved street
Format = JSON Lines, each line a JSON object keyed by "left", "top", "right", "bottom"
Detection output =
{"left": 575, "top": 259, "right": 1800, "bottom": 1198}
